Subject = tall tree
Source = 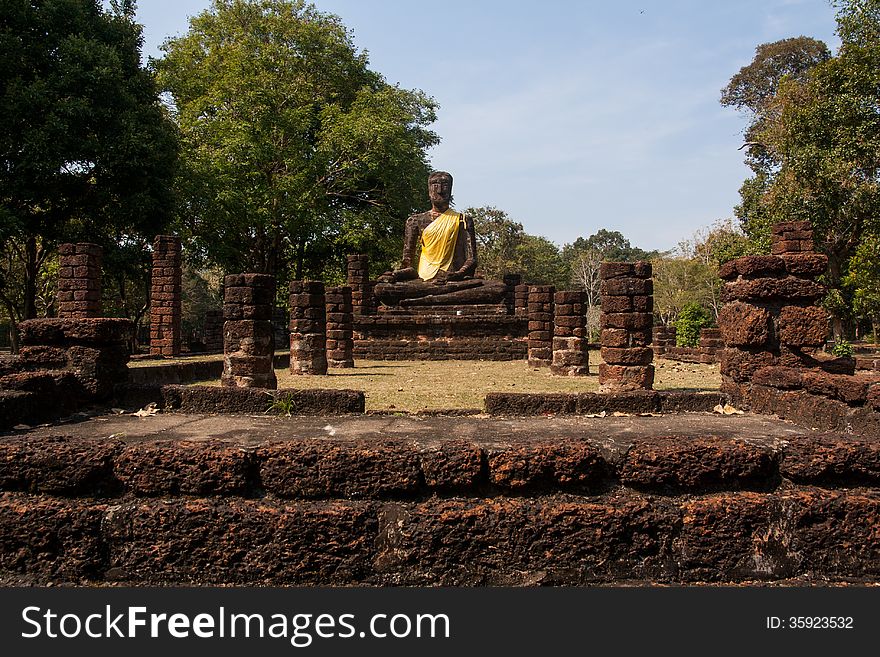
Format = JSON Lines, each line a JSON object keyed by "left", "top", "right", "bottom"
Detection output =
{"left": 723, "top": 1, "right": 880, "bottom": 337}
{"left": 721, "top": 36, "right": 831, "bottom": 247}
{"left": 156, "top": 0, "right": 438, "bottom": 283}
{"left": 0, "top": 0, "right": 178, "bottom": 337}
{"left": 469, "top": 206, "right": 526, "bottom": 279}
{"left": 845, "top": 232, "right": 880, "bottom": 340}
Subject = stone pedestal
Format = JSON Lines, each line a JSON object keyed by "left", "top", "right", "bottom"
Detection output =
{"left": 289, "top": 281, "right": 327, "bottom": 375}
{"left": 222, "top": 274, "right": 276, "bottom": 389}
{"left": 57, "top": 243, "right": 102, "bottom": 318}
{"left": 551, "top": 290, "right": 589, "bottom": 376}
{"left": 326, "top": 286, "right": 354, "bottom": 368}
{"left": 149, "top": 235, "right": 182, "bottom": 357}
{"left": 527, "top": 285, "right": 554, "bottom": 368}
{"left": 599, "top": 262, "right": 654, "bottom": 391}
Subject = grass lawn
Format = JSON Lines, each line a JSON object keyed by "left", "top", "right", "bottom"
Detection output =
{"left": 193, "top": 357, "right": 721, "bottom": 412}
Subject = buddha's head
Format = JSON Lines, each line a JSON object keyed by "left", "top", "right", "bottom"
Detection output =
{"left": 428, "top": 171, "right": 453, "bottom": 207}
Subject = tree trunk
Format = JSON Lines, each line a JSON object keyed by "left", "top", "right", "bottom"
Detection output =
{"left": 1, "top": 297, "right": 20, "bottom": 354}
{"left": 294, "top": 238, "right": 305, "bottom": 280}
{"left": 22, "top": 235, "right": 39, "bottom": 320}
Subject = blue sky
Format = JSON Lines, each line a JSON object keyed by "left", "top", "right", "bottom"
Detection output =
{"left": 129, "top": 0, "right": 840, "bottom": 252}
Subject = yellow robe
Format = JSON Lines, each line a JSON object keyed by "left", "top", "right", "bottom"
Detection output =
{"left": 418, "top": 210, "right": 463, "bottom": 281}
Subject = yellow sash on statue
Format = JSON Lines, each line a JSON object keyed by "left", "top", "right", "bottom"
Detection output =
{"left": 417, "top": 210, "right": 462, "bottom": 280}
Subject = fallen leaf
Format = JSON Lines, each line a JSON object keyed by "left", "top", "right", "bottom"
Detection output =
{"left": 133, "top": 403, "right": 159, "bottom": 418}
{"left": 714, "top": 403, "right": 744, "bottom": 415}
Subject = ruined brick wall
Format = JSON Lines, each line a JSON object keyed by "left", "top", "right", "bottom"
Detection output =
{"left": 599, "top": 262, "right": 654, "bottom": 390}
{"left": 346, "top": 255, "right": 374, "bottom": 316}
{"left": 717, "top": 221, "right": 833, "bottom": 406}
{"left": 222, "top": 274, "right": 277, "bottom": 389}
{"left": 660, "top": 328, "right": 724, "bottom": 364}
{"left": 203, "top": 310, "right": 224, "bottom": 353}
{"left": 551, "top": 290, "right": 588, "bottom": 376}
{"left": 748, "top": 366, "right": 880, "bottom": 437}
{"left": 289, "top": 281, "right": 327, "bottom": 375}
{"left": 2, "top": 426, "right": 878, "bottom": 585}
{"left": 149, "top": 236, "right": 181, "bottom": 357}
{"left": 0, "top": 318, "right": 132, "bottom": 428}
{"left": 57, "top": 243, "right": 102, "bottom": 318}
{"left": 352, "top": 315, "right": 527, "bottom": 360}
{"left": 652, "top": 326, "right": 676, "bottom": 358}
{"left": 326, "top": 286, "right": 354, "bottom": 368}
{"left": 527, "top": 285, "right": 554, "bottom": 367}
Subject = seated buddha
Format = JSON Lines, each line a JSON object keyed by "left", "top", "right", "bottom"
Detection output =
{"left": 374, "top": 171, "right": 507, "bottom": 307}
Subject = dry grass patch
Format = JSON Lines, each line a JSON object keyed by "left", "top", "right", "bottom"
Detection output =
{"left": 192, "top": 356, "right": 720, "bottom": 412}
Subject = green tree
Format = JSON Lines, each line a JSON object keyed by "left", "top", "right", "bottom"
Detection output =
{"left": 469, "top": 206, "right": 525, "bottom": 280}
{"left": 845, "top": 232, "right": 880, "bottom": 340}
{"left": 0, "top": 0, "right": 178, "bottom": 336}
{"left": 514, "top": 235, "right": 567, "bottom": 288}
{"left": 722, "top": 37, "right": 830, "bottom": 249}
{"left": 675, "top": 301, "right": 713, "bottom": 347}
{"left": 724, "top": 2, "right": 880, "bottom": 337}
{"left": 653, "top": 254, "right": 718, "bottom": 326}
{"left": 156, "top": 0, "right": 438, "bottom": 284}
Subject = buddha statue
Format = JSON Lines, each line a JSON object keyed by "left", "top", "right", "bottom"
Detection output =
{"left": 374, "top": 171, "right": 507, "bottom": 307}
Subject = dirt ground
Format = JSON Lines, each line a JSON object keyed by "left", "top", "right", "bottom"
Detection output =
{"left": 184, "top": 357, "right": 721, "bottom": 412}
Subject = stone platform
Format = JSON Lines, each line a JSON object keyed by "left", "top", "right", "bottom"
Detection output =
{"left": 1, "top": 412, "right": 877, "bottom": 586}
{"left": 353, "top": 312, "right": 527, "bottom": 361}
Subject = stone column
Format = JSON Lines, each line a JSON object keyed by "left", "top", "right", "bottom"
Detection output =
{"left": 326, "top": 286, "right": 354, "bottom": 368}
{"left": 717, "top": 220, "right": 830, "bottom": 405}
{"left": 551, "top": 290, "right": 589, "bottom": 375}
{"left": 289, "top": 280, "right": 327, "bottom": 375}
{"left": 203, "top": 310, "right": 224, "bottom": 352}
{"left": 599, "top": 262, "right": 654, "bottom": 391}
{"left": 652, "top": 325, "right": 676, "bottom": 358}
{"left": 503, "top": 274, "right": 522, "bottom": 315}
{"left": 347, "top": 255, "right": 374, "bottom": 315}
{"left": 149, "top": 235, "right": 182, "bottom": 357}
{"left": 527, "top": 285, "right": 554, "bottom": 367}
{"left": 57, "top": 243, "right": 102, "bottom": 318}
{"left": 514, "top": 284, "right": 529, "bottom": 318}
{"left": 222, "top": 273, "right": 276, "bottom": 389}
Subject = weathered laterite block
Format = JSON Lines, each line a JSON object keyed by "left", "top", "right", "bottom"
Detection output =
{"left": 203, "top": 310, "right": 224, "bottom": 352}
{"left": 223, "top": 273, "right": 276, "bottom": 389}
{"left": 9, "top": 318, "right": 132, "bottom": 406}
{"left": 290, "top": 280, "right": 327, "bottom": 375}
{"left": 599, "top": 261, "right": 654, "bottom": 390}
{"left": 57, "top": 243, "right": 102, "bottom": 318}
{"left": 551, "top": 290, "right": 588, "bottom": 376}
{"left": 346, "top": 255, "right": 374, "bottom": 316}
{"left": 514, "top": 284, "right": 529, "bottom": 318}
{"left": 326, "top": 286, "right": 354, "bottom": 368}
{"left": 149, "top": 235, "right": 182, "bottom": 357}
{"left": 718, "top": 221, "right": 834, "bottom": 408}
{"left": 503, "top": 274, "right": 522, "bottom": 315}
{"left": 527, "top": 285, "right": 555, "bottom": 367}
